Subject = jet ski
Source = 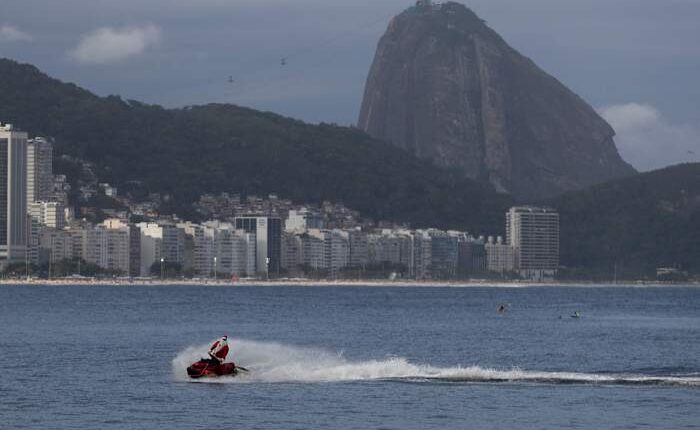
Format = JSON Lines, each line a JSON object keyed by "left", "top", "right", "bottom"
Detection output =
{"left": 187, "top": 359, "right": 239, "bottom": 379}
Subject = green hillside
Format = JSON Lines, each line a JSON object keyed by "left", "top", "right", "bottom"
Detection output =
{"left": 551, "top": 163, "right": 700, "bottom": 279}
{"left": 0, "top": 58, "right": 511, "bottom": 234}
{"left": 2, "top": 58, "right": 696, "bottom": 279}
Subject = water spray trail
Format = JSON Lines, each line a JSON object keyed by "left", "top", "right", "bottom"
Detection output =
{"left": 173, "top": 339, "right": 700, "bottom": 387}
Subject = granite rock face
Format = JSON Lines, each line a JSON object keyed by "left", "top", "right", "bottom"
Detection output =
{"left": 358, "top": 2, "right": 635, "bottom": 199}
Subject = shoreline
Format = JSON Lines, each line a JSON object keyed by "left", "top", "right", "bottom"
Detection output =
{"left": 1, "top": 278, "right": 698, "bottom": 288}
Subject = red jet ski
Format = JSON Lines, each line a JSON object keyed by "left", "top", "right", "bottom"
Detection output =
{"left": 187, "top": 359, "right": 239, "bottom": 379}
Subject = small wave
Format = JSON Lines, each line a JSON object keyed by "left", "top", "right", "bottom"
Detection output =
{"left": 172, "top": 339, "right": 700, "bottom": 387}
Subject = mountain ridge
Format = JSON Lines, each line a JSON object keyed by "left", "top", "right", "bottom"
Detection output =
{"left": 359, "top": 1, "right": 636, "bottom": 199}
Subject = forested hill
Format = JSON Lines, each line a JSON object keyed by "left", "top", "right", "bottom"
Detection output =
{"left": 2, "top": 58, "right": 696, "bottom": 279}
{"left": 0, "top": 58, "right": 511, "bottom": 234}
{"left": 551, "top": 163, "right": 700, "bottom": 278}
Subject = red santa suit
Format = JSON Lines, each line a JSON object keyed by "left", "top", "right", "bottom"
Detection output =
{"left": 208, "top": 336, "right": 229, "bottom": 364}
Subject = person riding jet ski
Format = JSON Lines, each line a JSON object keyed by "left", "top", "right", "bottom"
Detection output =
{"left": 207, "top": 335, "right": 230, "bottom": 365}
{"left": 187, "top": 336, "right": 241, "bottom": 378}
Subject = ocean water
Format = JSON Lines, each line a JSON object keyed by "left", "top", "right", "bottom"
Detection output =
{"left": 0, "top": 285, "right": 698, "bottom": 429}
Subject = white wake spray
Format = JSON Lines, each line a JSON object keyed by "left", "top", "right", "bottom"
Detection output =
{"left": 173, "top": 339, "right": 700, "bottom": 387}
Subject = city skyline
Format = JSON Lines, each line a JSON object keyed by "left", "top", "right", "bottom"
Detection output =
{"left": 2, "top": 121, "right": 559, "bottom": 281}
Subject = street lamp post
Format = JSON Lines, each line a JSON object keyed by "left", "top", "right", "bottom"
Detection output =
{"left": 160, "top": 257, "right": 165, "bottom": 281}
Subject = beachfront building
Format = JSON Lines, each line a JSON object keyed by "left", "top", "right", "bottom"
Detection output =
{"left": 235, "top": 216, "right": 281, "bottom": 277}
{"left": 180, "top": 222, "right": 213, "bottom": 277}
{"left": 457, "top": 237, "right": 487, "bottom": 277}
{"left": 410, "top": 230, "right": 432, "bottom": 279}
{"left": 281, "top": 231, "right": 303, "bottom": 275}
{"left": 428, "top": 230, "right": 458, "bottom": 279}
{"left": 137, "top": 222, "right": 186, "bottom": 276}
{"left": 485, "top": 236, "right": 516, "bottom": 275}
{"left": 212, "top": 223, "right": 253, "bottom": 277}
{"left": 299, "top": 230, "right": 322, "bottom": 271}
{"left": 0, "top": 123, "right": 28, "bottom": 268}
{"left": 324, "top": 229, "right": 349, "bottom": 278}
{"left": 348, "top": 229, "right": 369, "bottom": 269}
{"left": 80, "top": 225, "right": 131, "bottom": 275}
{"left": 27, "top": 201, "right": 66, "bottom": 264}
{"left": 37, "top": 222, "right": 134, "bottom": 275}
{"left": 291, "top": 229, "right": 350, "bottom": 277}
{"left": 506, "top": 206, "right": 560, "bottom": 280}
{"left": 39, "top": 228, "right": 75, "bottom": 265}
{"left": 26, "top": 137, "right": 53, "bottom": 206}
{"left": 102, "top": 219, "right": 140, "bottom": 276}
{"left": 368, "top": 230, "right": 412, "bottom": 272}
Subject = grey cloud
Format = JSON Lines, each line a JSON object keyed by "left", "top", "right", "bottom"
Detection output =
{"left": 0, "top": 24, "right": 32, "bottom": 42}
{"left": 601, "top": 103, "right": 700, "bottom": 171}
{"left": 70, "top": 25, "right": 161, "bottom": 64}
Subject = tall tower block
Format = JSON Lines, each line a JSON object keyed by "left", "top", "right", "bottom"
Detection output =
{"left": 26, "top": 137, "right": 53, "bottom": 205}
{"left": 0, "top": 123, "right": 28, "bottom": 267}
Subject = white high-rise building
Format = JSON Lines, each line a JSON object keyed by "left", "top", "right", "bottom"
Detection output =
{"left": 230, "top": 230, "right": 253, "bottom": 277}
{"left": 301, "top": 230, "right": 325, "bottom": 270}
{"left": 0, "top": 123, "right": 28, "bottom": 267}
{"left": 281, "top": 231, "right": 303, "bottom": 274}
{"left": 138, "top": 223, "right": 161, "bottom": 276}
{"left": 369, "top": 230, "right": 412, "bottom": 270}
{"left": 80, "top": 226, "right": 131, "bottom": 275}
{"left": 205, "top": 221, "right": 257, "bottom": 277}
{"left": 410, "top": 230, "right": 432, "bottom": 279}
{"left": 39, "top": 228, "right": 75, "bottom": 264}
{"left": 137, "top": 223, "right": 186, "bottom": 276}
{"left": 300, "top": 229, "right": 349, "bottom": 277}
{"left": 26, "top": 137, "right": 53, "bottom": 206}
{"left": 179, "top": 222, "right": 213, "bottom": 277}
{"left": 348, "top": 229, "right": 368, "bottom": 268}
{"left": 103, "top": 219, "right": 140, "bottom": 277}
{"left": 325, "top": 229, "right": 349, "bottom": 278}
{"left": 235, "top": 216, "right": 281, "bottom": 277}
{"left": 506, "top": 206, "right": 560, "bottom": 280}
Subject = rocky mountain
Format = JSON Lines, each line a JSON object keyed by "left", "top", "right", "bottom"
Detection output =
{"left": 359, "top": 1, "right": 636, "bottom": 199}
{"left": 0, "top": 58, "right": 511, "bottom": 233}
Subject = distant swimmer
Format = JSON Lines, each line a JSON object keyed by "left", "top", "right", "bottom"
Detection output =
{"left": 497, "top": 304, "right": 507, "bottom": 313}
{"left": 571, "top": 311, "right": 581, "bottom": 319}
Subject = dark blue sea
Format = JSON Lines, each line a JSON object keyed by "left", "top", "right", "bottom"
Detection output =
{"left": 1, "top": 285, "right": 699, "bottom": 429}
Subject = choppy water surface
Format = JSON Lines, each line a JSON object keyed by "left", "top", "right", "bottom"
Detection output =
{"left": 1, "top": 285, "right": 698, "bottom": 429}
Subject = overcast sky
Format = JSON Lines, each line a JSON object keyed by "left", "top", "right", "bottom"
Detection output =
{"left": 1, "top": 0, "right": 698, "bottom": 170}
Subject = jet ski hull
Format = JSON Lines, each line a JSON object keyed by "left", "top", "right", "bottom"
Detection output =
{"left": 187, "top": 360, "right": 238, "bottom": 379}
